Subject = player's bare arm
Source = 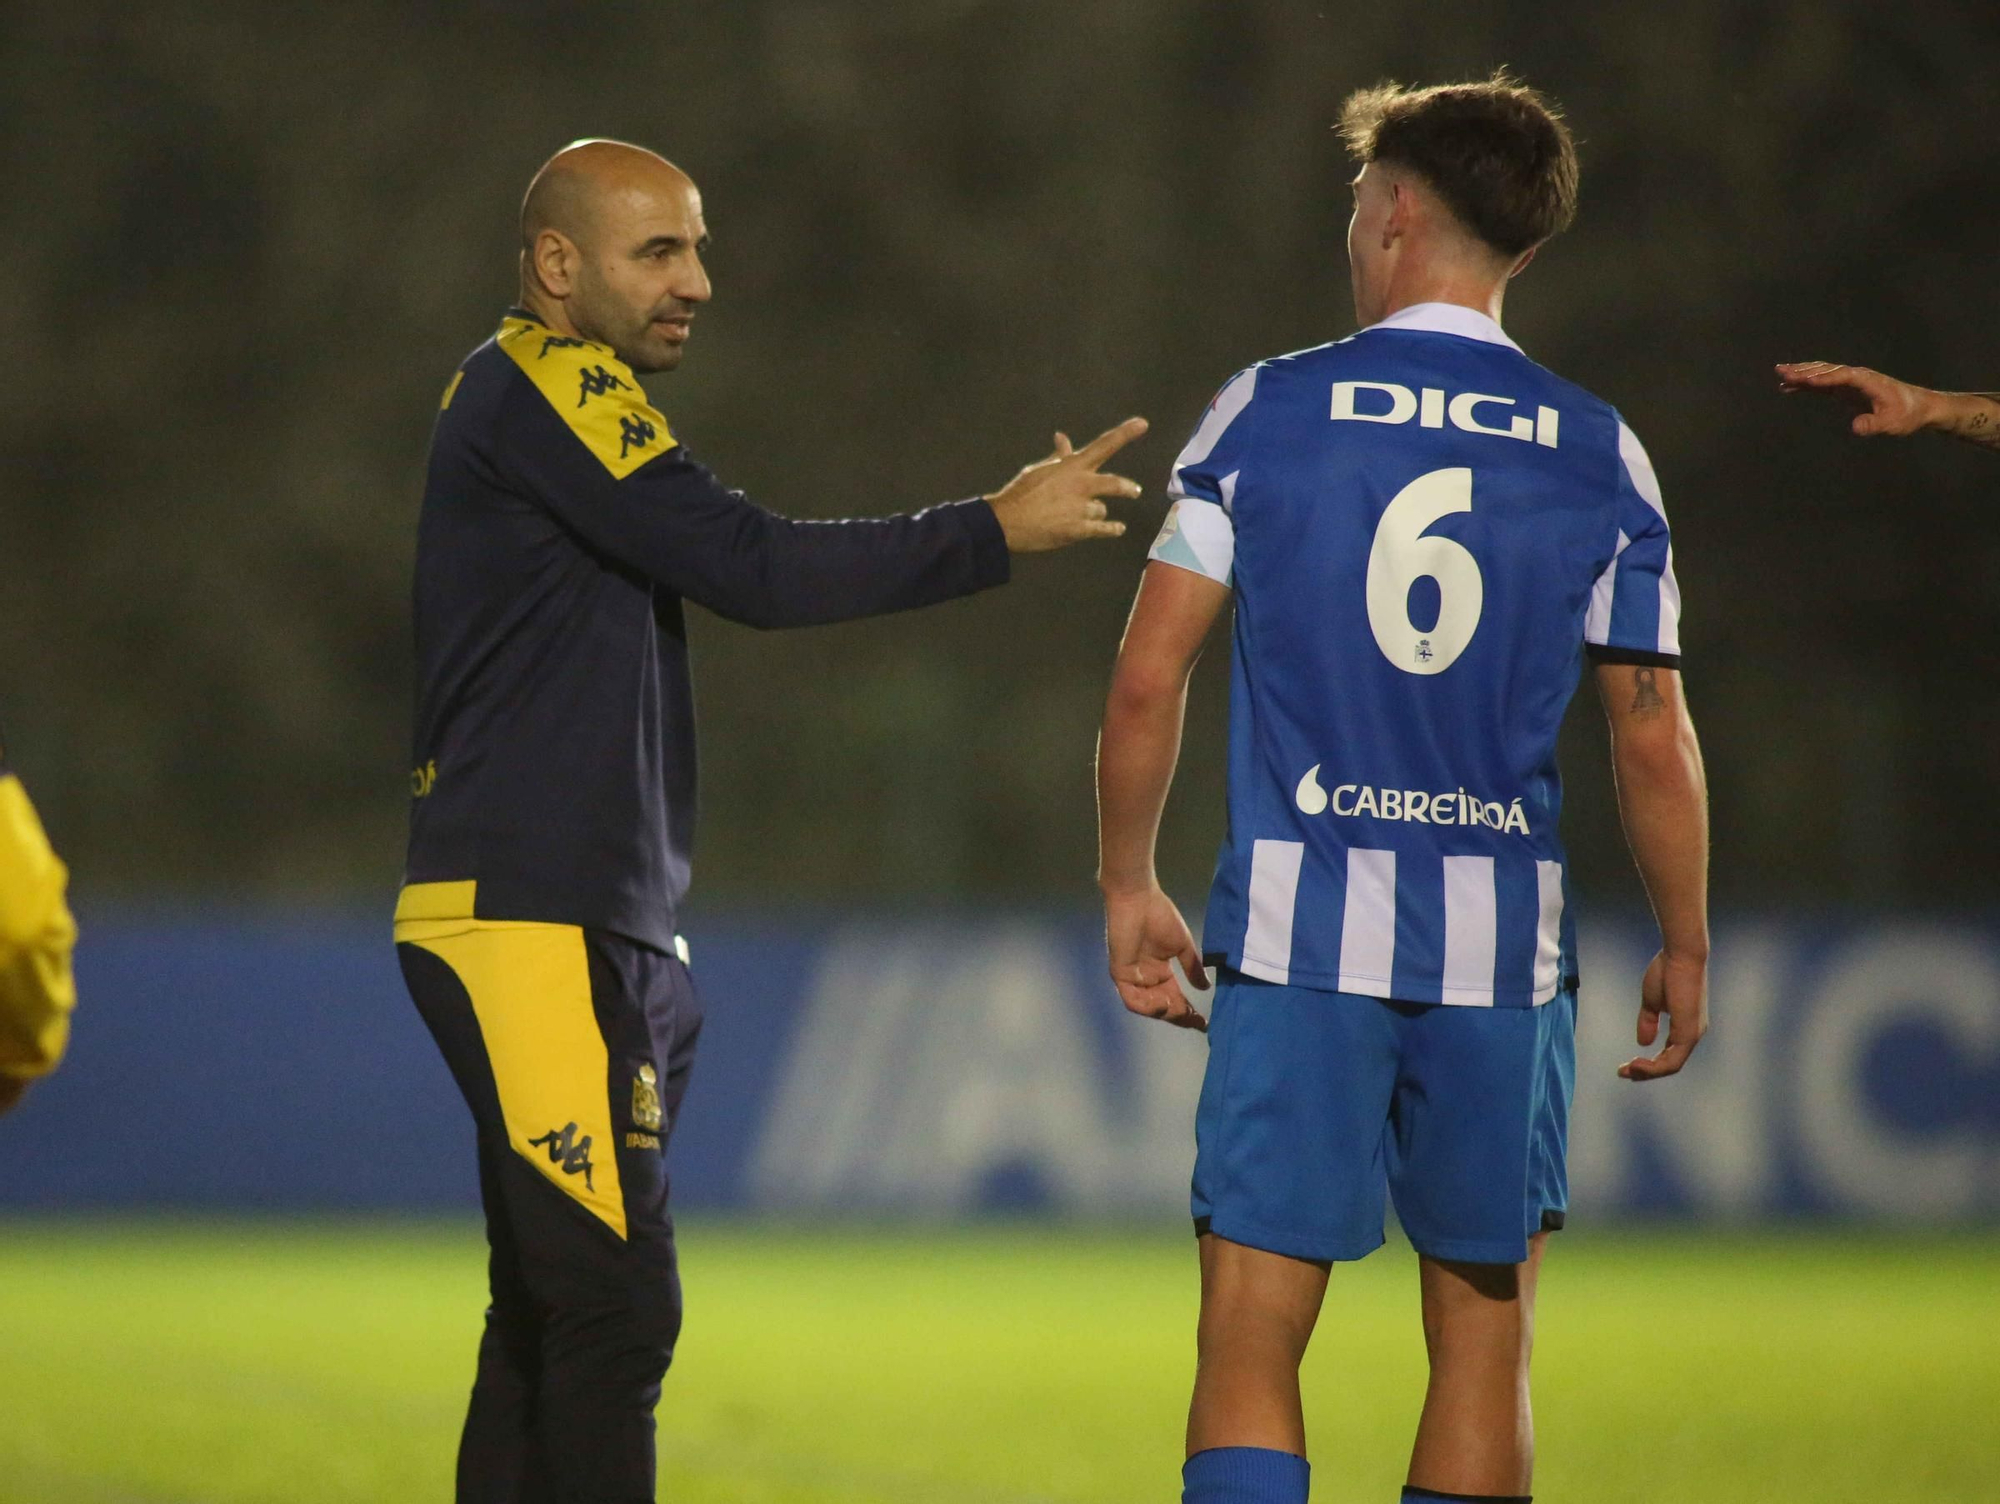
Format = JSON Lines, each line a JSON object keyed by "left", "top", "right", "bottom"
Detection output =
{"left": 1096, "top": 560, "right": 1229, "bottom": 1031}
{"left": 1776, "top": 361, "right": 2000, "bottom": 452}
{"left": 1596, "top": 662, "right": 1710, "bottom": 1081}
{"left": 985, "top": 420, "right": 1146, "bottom": 552}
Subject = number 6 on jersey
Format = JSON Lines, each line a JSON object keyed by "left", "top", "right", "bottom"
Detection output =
{"left": 1365, "top": 466, "right": 1482, "bottom": 674}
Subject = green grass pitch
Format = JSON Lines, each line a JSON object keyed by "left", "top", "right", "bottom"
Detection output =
{"left": 0, "top": 1221, "right": 1995, "bottom": 1502}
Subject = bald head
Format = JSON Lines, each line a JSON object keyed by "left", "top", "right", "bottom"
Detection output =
{"left": 517, "top": 139, "right": 712, "bottom": 374}
{"left": 521, "top": 140, "right": 689, "bottom": 252}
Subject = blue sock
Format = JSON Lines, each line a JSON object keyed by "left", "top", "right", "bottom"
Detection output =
{"left": 1182, "top": 1446, "right": 1309, "bottom": 1503}
{"left": 1401, "top": 1488, "right": 1531, "bottom": 1503}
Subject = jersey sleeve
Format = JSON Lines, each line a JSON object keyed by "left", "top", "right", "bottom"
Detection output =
{"left": 488, "top": 327, "right": 1010, "bottom": 630}
{"left": 1148, "top": 367, "right": 1256, "bottom": 589}
{"left": 1583, "top": 419, "right": 1683, "bottom": 667}
{"left": 0, "top": 769, "right": 78, "bottom": 1084}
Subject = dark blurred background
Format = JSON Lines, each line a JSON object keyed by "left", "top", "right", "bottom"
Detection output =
{"left": 3, "top": 0, "right": 1999, "bottom": 916}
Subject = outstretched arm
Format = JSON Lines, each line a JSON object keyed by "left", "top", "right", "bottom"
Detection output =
{"left": 1776, "top": 362, "right": 2000, "bottom": 452}
{"left": 1596, "top": 663, "right": 1710, "bottom": 1080}
{"left": 500, "top": 368, "right": 1151, "bottom": 630}
{"left": 1097, "top": 561, "right": 1230, "bottom": 1030}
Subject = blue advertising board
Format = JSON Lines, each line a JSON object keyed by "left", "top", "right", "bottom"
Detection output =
{"left": 2, "top": 910, "right": 1996, "bottom": 1222}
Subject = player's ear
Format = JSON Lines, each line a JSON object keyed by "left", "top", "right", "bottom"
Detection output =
{"left": 1380, "top": 185, "right": 1398, "bottom": 250}
{"left": 1382, "top": 177, "right": 1411, "bottom": 250}
{"left": 1508, "top": 244, "right": 1539, "bottom": 279}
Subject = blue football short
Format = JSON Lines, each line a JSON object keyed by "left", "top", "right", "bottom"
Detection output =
{"left": 1191, "top": 968, "right": 1576, "bottom": 1266}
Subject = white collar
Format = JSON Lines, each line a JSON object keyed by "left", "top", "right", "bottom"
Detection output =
{"left": 1364, "top": 301, "right": 1522, "bottom": 353}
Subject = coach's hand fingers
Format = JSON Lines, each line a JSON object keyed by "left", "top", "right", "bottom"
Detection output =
{"left": 1076, "top": 416, "right": 1149, "bottom": 467}
{"left": 1054, "top": 431, "right": 1074, "bottom": 457}
{"left": 1085, "top": 468, "right": 1144, "bottom": 500}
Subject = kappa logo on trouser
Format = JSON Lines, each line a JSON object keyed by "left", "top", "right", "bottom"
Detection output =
{"left": 527, "top": 1122, "right": 596, "bottom": 1192}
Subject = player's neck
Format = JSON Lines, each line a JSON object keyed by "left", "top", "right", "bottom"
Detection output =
{"left": 1375, "top": 260, "right": 1509, "bottom": 330}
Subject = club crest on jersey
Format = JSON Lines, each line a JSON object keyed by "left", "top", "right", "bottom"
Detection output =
{"left": 1331, "top": 380, "right": 1560, "bottom": 448}
{"left": 1295, "top": 764, "right": 1531, "bottom": 834}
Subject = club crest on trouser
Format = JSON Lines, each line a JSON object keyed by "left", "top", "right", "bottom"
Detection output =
{"left": 632, "top": 1062, "right": 663, "bottom": 1132}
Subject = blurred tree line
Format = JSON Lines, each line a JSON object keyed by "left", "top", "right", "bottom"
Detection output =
{"left": 2, "top": 0, "right": 1998, "bottom": 913}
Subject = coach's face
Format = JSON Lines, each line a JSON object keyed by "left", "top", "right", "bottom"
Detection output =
{"left": 568, "top": 167, "right": 713, "bottom": 375}
{"left": 1346, "top": 163, "right": 1395, "bottom": 328}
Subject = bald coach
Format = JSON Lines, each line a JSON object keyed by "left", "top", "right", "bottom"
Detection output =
{"left": 393, "top": 139, "right": 1147, "bottom": 1504}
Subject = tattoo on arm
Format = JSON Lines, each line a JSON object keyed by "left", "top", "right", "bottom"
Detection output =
{"left": 1947, "top": 394, "right": 2000, "bottom": 451}
{"left": 1631, "top": 668, "right": 1667, "bottom": 719}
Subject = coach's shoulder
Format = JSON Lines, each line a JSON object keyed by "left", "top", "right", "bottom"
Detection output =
{"left": 492, "top": 315, "right": 677, "bottom": 479}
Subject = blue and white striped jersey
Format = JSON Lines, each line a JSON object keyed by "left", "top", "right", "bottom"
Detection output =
{"left": 1152, "top": 303, "right": 1680, "bottom": 1007}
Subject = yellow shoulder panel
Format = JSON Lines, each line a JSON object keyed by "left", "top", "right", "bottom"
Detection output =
{"left": 496, "top": 317, "right": 676, "bottom": 480}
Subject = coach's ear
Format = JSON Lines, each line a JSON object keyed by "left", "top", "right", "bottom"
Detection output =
{"left": 1509, "top": 244, "right": 1539, "bottom": 279}
{"left": 528, "top": 227, "right": 581, "bottom": 299}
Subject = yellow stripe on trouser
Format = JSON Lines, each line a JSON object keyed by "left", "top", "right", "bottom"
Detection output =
{"left": 395, "top": 903, "right": 627, "bottom": 1240}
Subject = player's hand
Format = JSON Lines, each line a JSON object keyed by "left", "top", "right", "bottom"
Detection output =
{"left": 1104, "top": 883, "right": 1209, "bottom": 1031}
{"left": 1618, "top": 948, "right": 1708, "bottom": 1081}
{"left": 1775, "top": 361, "right": 1942, "bottom": 438}
{"left": 985, "top": 417, "right": 1147, "bottom": 553}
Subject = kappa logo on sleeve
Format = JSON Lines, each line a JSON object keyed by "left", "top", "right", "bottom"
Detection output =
{"left": 577, "top": 365, "right": 632, "bottom": 407}
{"left": 618, "top": 415, "right": 657, "bottom": 459}
{"left": 498, "top": 315, "right": 676, "bottom": 479}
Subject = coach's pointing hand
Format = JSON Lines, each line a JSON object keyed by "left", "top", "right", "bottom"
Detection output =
{"left": 985, "top": 417, "right": 1147, "bottom": 552}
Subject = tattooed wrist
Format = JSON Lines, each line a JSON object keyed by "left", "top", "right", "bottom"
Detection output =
{"left": 1940, "top": 393, "right": 2000, "bottom": 451}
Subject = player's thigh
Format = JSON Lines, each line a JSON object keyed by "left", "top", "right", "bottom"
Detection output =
{"left": 1416, "top": 1231, "right": 1549, "bottom": 1359}
{"left": 1387, "top": 996, "right": 1575, "bottom": 1267}
{"left": 1197, "top": 1232, "right": 1332, "bottom": 1358}
{"left": 1193, "top": 971, "right": 1404, "bottom": 1263}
